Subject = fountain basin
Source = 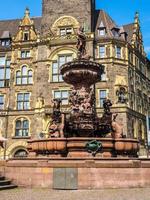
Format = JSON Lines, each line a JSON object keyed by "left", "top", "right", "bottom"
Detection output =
{"left": 28, "top": 138, "right": 67, "bottom": 156}
{"left": 67, "top": 137, "right": 139, "bottom": 157}
{"left": 60, "top": 59, "right": 104, "bottom": 86}
{"left": 115, "top": 139, "right": 140, "bottom": 156}
{"left": 27, "top": 137, "right": 139, "bottom": 158}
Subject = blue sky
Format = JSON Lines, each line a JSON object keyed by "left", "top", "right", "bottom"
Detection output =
{"left": 0, "top": 0, "right": 149, "bottom": 57}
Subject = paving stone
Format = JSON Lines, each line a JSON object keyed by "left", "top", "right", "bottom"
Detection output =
{"left": 0, "top": 188, "right": 150, "bottom": 200}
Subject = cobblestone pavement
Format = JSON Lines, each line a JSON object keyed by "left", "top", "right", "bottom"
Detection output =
{"left": 0, "top": 188, "right": 150, "bottom": 200}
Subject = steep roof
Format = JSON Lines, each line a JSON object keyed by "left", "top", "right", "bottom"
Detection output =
{"left": 94, "top": 10, "right": 134, "bottom": 43}
{"left": 94, "top": 10, "right": 118, "bottom": 38}
{"left": 123, "top": 23, "right": 134, "bottom": 43}
{"left": 0, "top": 17, "right": 42, "bottom": 38}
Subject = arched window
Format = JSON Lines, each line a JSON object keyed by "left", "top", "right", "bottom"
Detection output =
{"left": 16, "top": 65, "right": 33, "bottom": 85}
{"left": 14, "top": 149, "right": 28, "bottom": 158}
{"left": 15, "top": 118, "right": 29, "bottom": 137}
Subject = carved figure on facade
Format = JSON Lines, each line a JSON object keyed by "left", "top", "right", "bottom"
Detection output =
{"left": 116, "top": 86, "right": 127, "bottom": 104}
{"left": 0, "top": 120, "right": 7, "bottom": 148}
{"left": 35, "top": 96, "right": 45, "bottom": 109}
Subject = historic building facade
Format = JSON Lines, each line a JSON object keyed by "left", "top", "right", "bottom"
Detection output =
{"left": 0, "top": 0, "right": 149, "bottom": 158}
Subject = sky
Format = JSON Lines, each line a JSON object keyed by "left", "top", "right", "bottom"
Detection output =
{"left": 0, "top": 0, "right": 149, "bottom": 58}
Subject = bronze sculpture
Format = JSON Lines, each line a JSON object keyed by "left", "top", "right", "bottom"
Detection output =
{"left": 48, "top": 99, "right": 64, "bottom": 138}
{"left": 76, "top": 27, "right": 86, "bottom": 58}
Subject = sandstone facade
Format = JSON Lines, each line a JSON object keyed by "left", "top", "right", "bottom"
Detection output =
{"left": 0, "top": 1, "right": 149, "bottom": 158}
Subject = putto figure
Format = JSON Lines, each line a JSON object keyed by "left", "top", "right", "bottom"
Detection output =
{"left": 52, "top": 98, "right": 61, "bottom": 122}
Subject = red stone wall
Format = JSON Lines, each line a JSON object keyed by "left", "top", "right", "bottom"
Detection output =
{"left": 1, "top": 158, "right": 150, "bottom": 189}
{"left": 0, "top": 161, "right": 5, "bottom": 175}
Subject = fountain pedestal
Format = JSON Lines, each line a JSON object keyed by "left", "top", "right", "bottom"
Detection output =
{"left": 61, "top": 59, "right": 104, "bottom": 137}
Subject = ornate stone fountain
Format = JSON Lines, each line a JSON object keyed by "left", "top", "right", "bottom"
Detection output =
{"left": 28, "top": 28, "right": 139, "bottom": 158}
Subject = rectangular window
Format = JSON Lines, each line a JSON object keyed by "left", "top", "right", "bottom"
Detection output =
{"left": 116, "top": 46, "right": 121, "bottom": 58}
{"left": 101, "top": 73, "right": 106, "bottom": 81}
{"left": 0, "top": 57, "right": 5, "bottom": 65}
{"left": 99, "top": 46, "right": 105, "bottom": 58}
{"left": 21, "top": 50, "right": 30, "bottom": 58}
{"left": 54, "top": 90, "right": 69, "bottom": 105}
{"left": 60, "top": 27, "right": 72, "bottom": 36}
{"left": 23, "top": 32, "right": 29, "bottom": 41}
{"left": 15, "top": 119, "right": 29, "bottom": 137}
{"left": 0, "top": 57, "right": 10, "bottom": 88}
{"left": 17, "top": 93, "right": 30, "bottom": 110}
{"left": 99, "top": 29, "right": 105, "bottom": 36}
{"left": 1, "top": 39, "right": 10, "bottom": 47}
{"left": 0, "top": 95, "right": 4, "bottom": 110}
{"left": 66, "top": 28, "right": 72, "bottom": 35}
{"left": 99, "top": 90, "right": 107, "bottom": 107}
{"left": 52, "top": 54, "right": 73, "bottom": 82}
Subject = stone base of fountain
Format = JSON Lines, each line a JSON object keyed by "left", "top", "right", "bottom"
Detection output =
{"left": 2, "top": 156, "right": 150, "bottom": 189}
{"left": 27, "top": 137, "right": 139, "bottom": 158}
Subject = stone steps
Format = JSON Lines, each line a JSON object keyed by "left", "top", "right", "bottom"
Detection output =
{"left": 0, "top": 175, "right": 17, "bottom": 190}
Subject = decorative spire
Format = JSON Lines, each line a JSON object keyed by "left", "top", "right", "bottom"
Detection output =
{"left": 25, "top": 7, "right": 30, "bottom": 17}
{"left": 132, "top": 11, "right": 143, "bottom": 49}
{"left": 134, "top": 11, "right": 139, "bottom": 26}
{"left": 20, "top": 7, "right": 33, "bottom": 26}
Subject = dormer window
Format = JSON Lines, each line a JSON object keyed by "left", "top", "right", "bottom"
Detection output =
{"left": 60, "top": 27, "right": 72, "bottom": 36}
{"left": 98, "top": 21, "right": 106, "bottom": 36}
{"left": 1, "top": 39, "right": 10, "bottom": 47}
{"left": 0, "top": 31, "right": 11, "bottom": 47}
{"left": 99, "top": 29, "right": 106, "bottom": 36}
{"left": 114, "top": 31, "right": 119, "bottom": 37}
{"left": 112, "top": 27, "right": 120, "bottom": 37}
{"left": 23, "top": 32, "right": 29, "bottom": 41}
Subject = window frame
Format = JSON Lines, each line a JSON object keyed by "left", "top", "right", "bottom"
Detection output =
{"left": 99, "top": 46, "right": 105, "bottom": 58}
{"left": 21, "top": 50, "right": 30, "bottom": 58}
{"left": 99, "top": 90, "right": 107, "bottom": 107}
{"left": 101, "top": 66, "right": 107, "bottom": 81}
{"left": 1, "top": 39, "right": 10, "bottom": 47}
{"left": 0, "top": 57, "right": 10, "bottom": 88}
{"left": 60, "top": 27, "right": 73, "bottom": 36}
{"left": 14, "top": 149, "right": 28, "bottom": 158}
{"left": 116, "top": 46, "right": 121, "bottom": 58}
{"left": 52, "top": 54, "right": 73, "bottom": 83}
{"left": 16, "top": 65, "right": 33, "bottom": 85}
{"left": 53, "top": 90, "right": 69, "bottom": 105}
{"left": 23, "top": 32, "right": 29, "bottom": 41}
{"left": 17, "top": 93, "right": 30, "bottom": 110}
{"left": 99, "top": 29, "right": 106, "bottom": 36}
{"left": 0, "top": 95, "right": 4, "bottom": 110}
{"left": 15, "top": 118, "right": 29, "bottom": 137}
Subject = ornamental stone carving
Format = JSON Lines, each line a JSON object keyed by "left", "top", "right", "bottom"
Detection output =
{"left": 52, "top": 16, "right": 79, "bottom": 29}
